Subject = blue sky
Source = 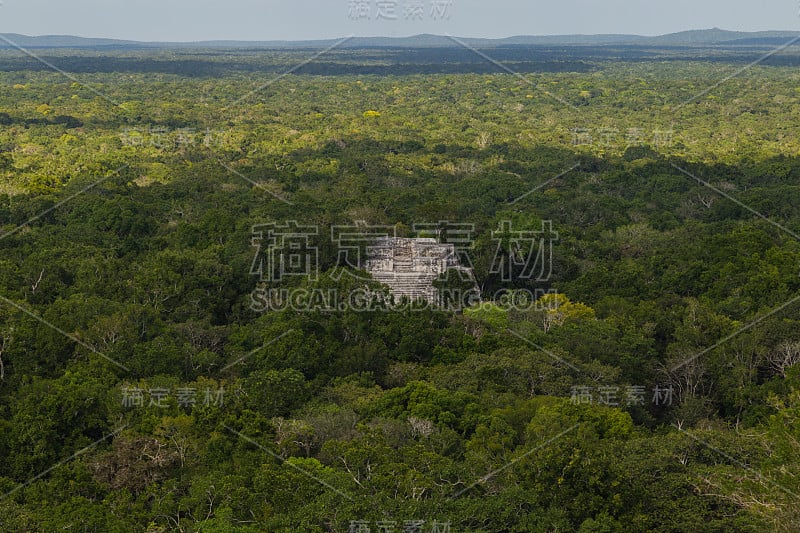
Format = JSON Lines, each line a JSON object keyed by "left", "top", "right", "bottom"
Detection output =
{"left": 0, "top": 0, "right": 797, "bottom": 41}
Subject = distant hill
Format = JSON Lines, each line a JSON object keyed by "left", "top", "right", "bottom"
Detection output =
{"left": 0, "top": 33, "right": 141, "bottom": 48}
{"left": 1, "top": 29, "right": 799, "bottom": 49}
{"left": 646, "top": 28, "right": 800, "bottom": 45}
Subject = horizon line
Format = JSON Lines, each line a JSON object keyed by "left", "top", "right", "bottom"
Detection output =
{"left": 1, "top": 27, "right": 800, "bottom": 46}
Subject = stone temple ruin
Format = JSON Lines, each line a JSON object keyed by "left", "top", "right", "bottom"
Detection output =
{"left": 364, "top": 237, "right": 478, "bottom": 305}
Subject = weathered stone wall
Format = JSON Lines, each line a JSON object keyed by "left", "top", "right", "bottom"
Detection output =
{"left": 365, "top": 237, "right": 475, "bottom": 304}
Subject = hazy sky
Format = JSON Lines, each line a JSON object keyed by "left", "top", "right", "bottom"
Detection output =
{"left": 0, "top": 0, "right": 797, "bottom": 41}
